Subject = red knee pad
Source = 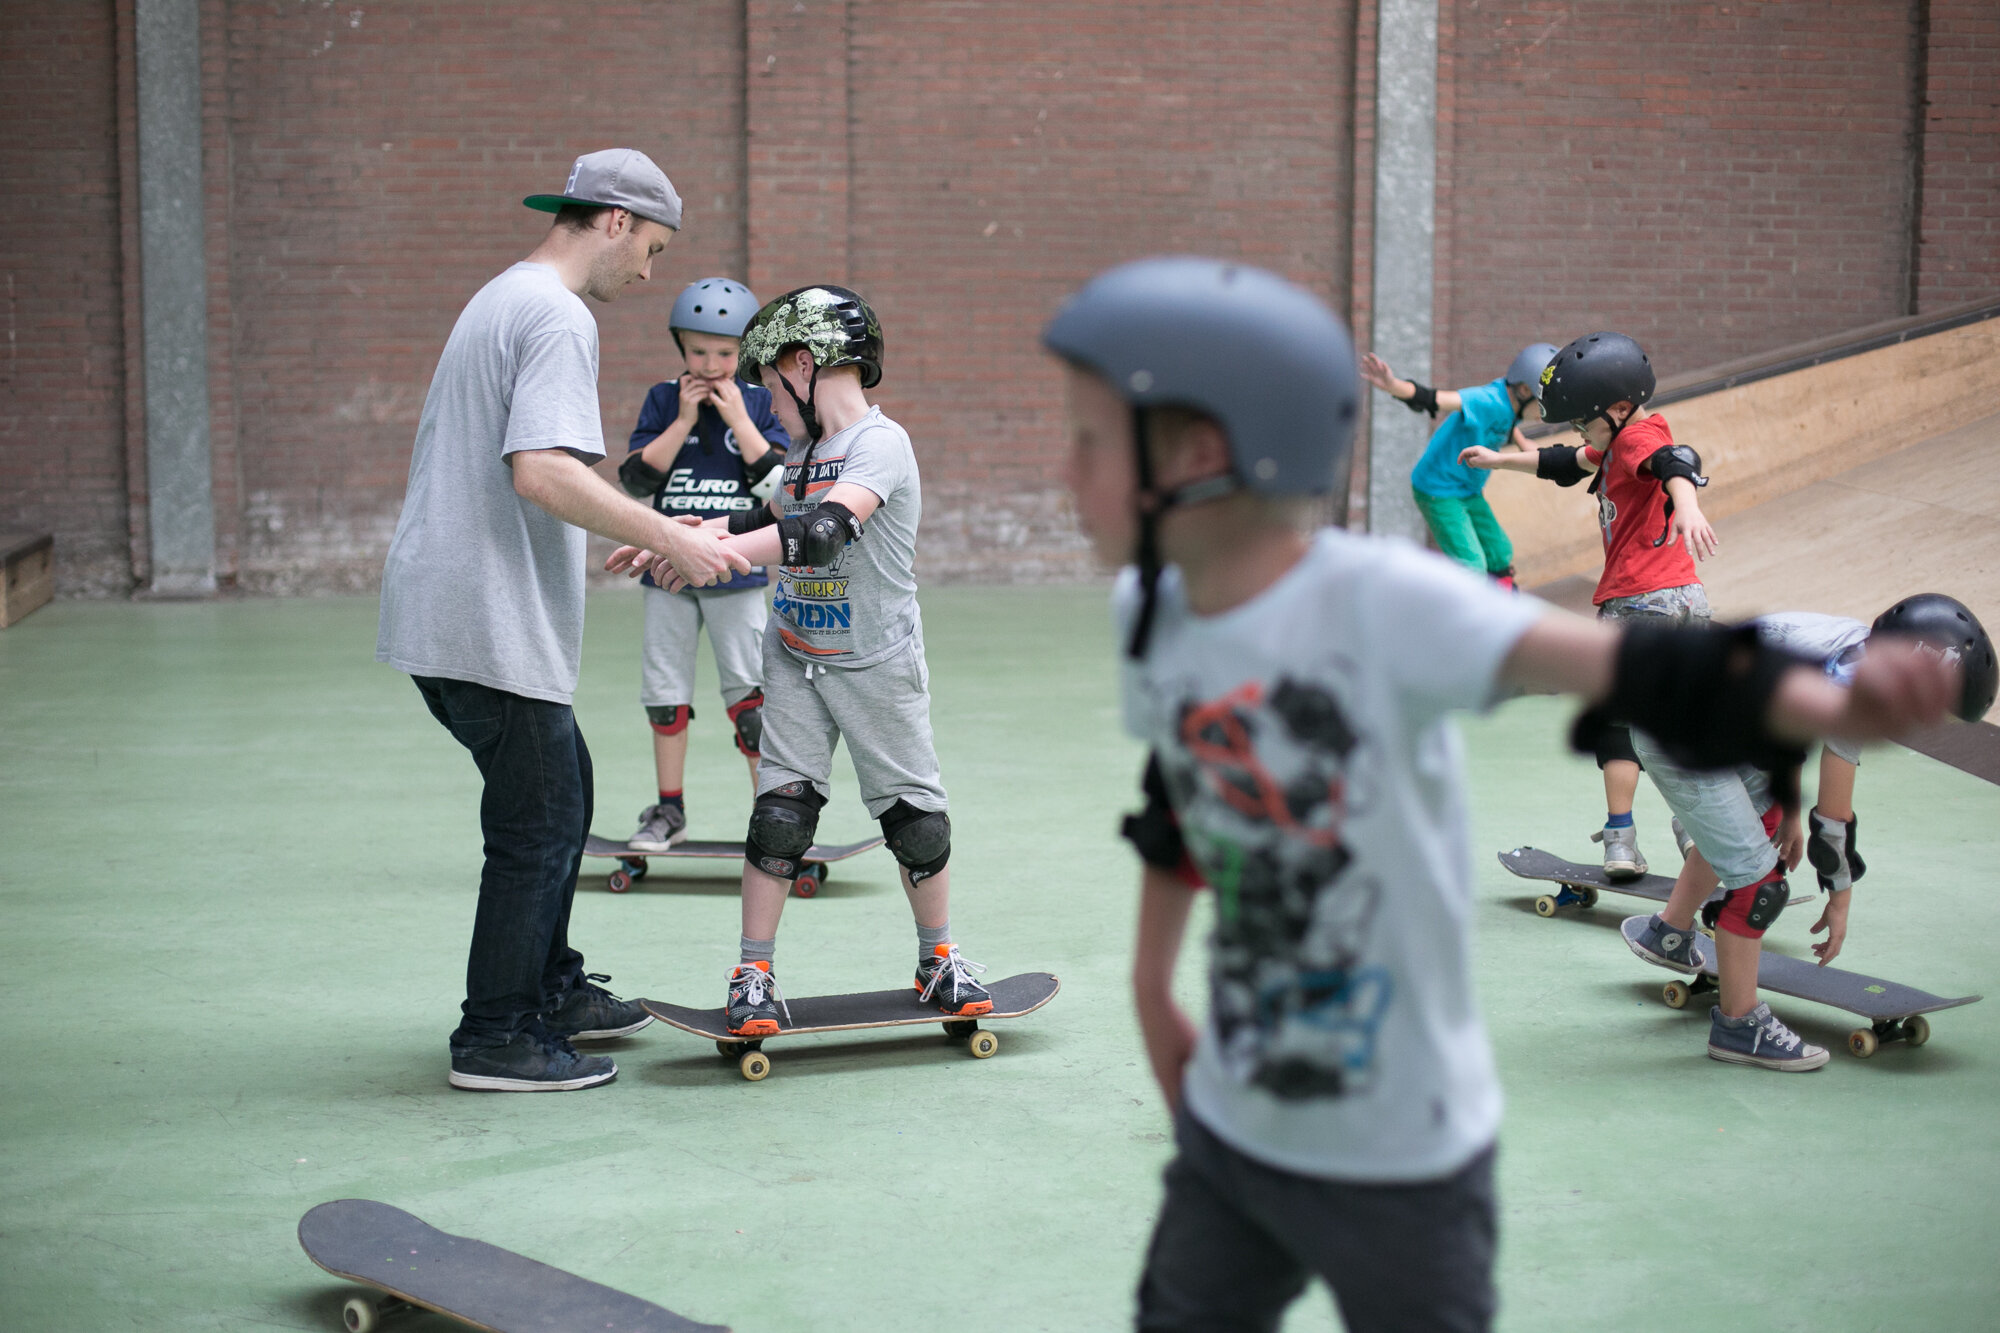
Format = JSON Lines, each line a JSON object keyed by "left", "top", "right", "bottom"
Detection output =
{"left": 1715, "top": 865, "right": 1785, "bottom": 939}
{"left": 1758, "top": 802, "right": 1783, "bottom": 841}
{"left": 726, "top": 690, "right": 763, "bottom": 758}
{"left": 647, "top": 704, "right": 693, "bottom": 736}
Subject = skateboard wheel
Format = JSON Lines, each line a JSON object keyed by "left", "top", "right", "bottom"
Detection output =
{"left": 1904, "top": 1015, "right": 1931, "bottom": 1047}
{"left": 1579, "top": 887, "right": 1600, "bottom": 909}
{"left": 608, "top": 869, "right": 633, "bottom": 894}
{"left": 342, "top": 1296, "right": 380, "bottom": 1333}
{"left": 1533, "top": 894, "right": 1558, "bottom": 918}
{"left": 791, "top": 868, "right": 821, "bottom": 899}
{"left": 968, "top": 1030, "right": 999, "bottom": 1059}
{"left": 740, "top": 1050, "right": 771, "bottom": 1080}
{"left": 1662, "top": 980, "right": 1690, "bottom": 1010}
{"left": 944, "top": 1020, "right": 979, "bottom": 1040}
{"left": 1848, "top": 1029, "right": 1878, "bottom": 1059}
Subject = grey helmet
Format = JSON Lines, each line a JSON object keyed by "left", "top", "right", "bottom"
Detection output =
{"left": 669, "top": 278, "right": 759, "bottom": 353}
{"left": 1041, "top": 256, "right": 1360, "bottom": 498}
{"left": 1505, "top": 342, "right": 1562, "bottom": 398}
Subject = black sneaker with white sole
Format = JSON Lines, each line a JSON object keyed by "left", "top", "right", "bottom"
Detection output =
{"left": 546, "top": 972, "right": 653, "bottom": 1042}
{"left": 448, "top": 1028, "right": 617, "bottom": 1092}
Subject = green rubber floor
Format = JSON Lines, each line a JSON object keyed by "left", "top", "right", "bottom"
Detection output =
{"left": 2, "top": 586, "right": 1995, "bottom": 1331}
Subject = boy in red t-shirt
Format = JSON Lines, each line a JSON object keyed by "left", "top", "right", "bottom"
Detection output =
{"left": 1459, "top": 332, "right": 1717, "bottom": 881}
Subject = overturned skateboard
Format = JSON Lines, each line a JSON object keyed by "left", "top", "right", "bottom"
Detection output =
{"left": 584, "top": 833, "right": 883, "bottom": 898}
{"left": 298, "top": 1198, "right": 728, "bottom": 1333}
{"left": 1618, "top": 915, "right": 1981, "bottom": 1059}
{"left": 1499, "top": 846, "right": 1813, "bottom": 919}
{"left": 642, "top": 972, "right": 1060, "bottom": 1081}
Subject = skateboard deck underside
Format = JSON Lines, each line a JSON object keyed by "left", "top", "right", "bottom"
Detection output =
{"left": 299, "top": 1199, "right": 727, "bottom": 1333}
{"left": 1616, "top": 916, "right": 1978, "bottom": 1021}
{"left": 1499, "top": 846, "right": 1812, "bottom": 907}
{"left": 583, "top": 835, "right": 882, "bottom": 862}
{"left": 644, "top": 971, "right": 1060, "bottom": 1040}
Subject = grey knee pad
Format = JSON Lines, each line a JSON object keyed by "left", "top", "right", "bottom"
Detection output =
{"left": 880, "top": 799, "right": 951, "bottom": 884}
{"left": 746, "top": 781, "right": 824, "bottom": 880}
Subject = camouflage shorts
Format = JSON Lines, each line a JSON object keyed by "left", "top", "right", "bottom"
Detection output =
{"left": 1596, "top": 583, "right": 1711, "bottom": 627}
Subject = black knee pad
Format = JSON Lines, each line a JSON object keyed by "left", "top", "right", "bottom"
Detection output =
{"left": 727, "top": 690, "right": 764, "bottom": 759}
{"left": 646, "top": 704, "right": 693, "bottom": 735}
{"left": 1593, "top": 722, "right": 1640, "bottom": 770}
{"left": 880, "top": 799, "right": 951, "bottom": 884}
{"left": 1740, "top": 874, "right": 1788, "bottom": 932}
{"left": 745, "top": 781, "right": 824, "bottom": 880}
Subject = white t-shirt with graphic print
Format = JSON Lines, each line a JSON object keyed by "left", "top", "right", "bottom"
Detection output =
{"left": 1116, "top": 528, "right": 1542, "bottom": 1182}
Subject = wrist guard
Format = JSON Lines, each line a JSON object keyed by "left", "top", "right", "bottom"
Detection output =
{"left": 1402, "top": 382, "right": 1439, "bottom": 416}
{"left": 727, "top": 504, "right": 778, "bottom": 536}
{"left": 777, "top": 500, "right": 861, "bottom": 566}
{"left": 1121, "top": 754, "right": 1190, "bottom": 872}
{"left": 617, "top": 450, "right": 669, "bottom": 498}
{"left": 1570, "top": 622, "right": 1812, "bottom": 788}
{"left": 743, "top": 449, "right": 782, "bottom": 483}
{"left": 1806, "top": 808, "right": 1865, "bottom": 894}
{"left": 1536, "top": 444, "right": 1590, "bottom": 488}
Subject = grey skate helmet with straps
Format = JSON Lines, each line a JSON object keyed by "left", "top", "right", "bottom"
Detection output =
{"left": 1539, "top": 332, "right": 1655, "bottom": 435}
{"left": 668, "top": 278, "right": 759, "bottom": 353}
{"left": 1042, "top": 256, "right": 1360, "bottom": 658}
{"left": 1505, "top": 342, "right": 1562, "bottom": 399}
{"left": 739, "top": 284, "right": 884, "bottom": 452}
{"left": 1871, "top": 593, "right": 1998, "bottom": 722}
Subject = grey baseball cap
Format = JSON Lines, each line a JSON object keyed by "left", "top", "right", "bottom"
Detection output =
{"left": 524, "top": 149, "right": 683, "bottom": 231}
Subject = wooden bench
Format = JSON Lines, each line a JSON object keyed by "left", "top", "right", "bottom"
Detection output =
{"left": 0, "top": 533, "right": 54, "bottom": 627}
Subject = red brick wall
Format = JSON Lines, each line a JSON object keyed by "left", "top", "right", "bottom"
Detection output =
{"left": 0, "top": 1, "right": 133, "bottom": 595}
{"left": 1914, "top": 0, "right": 2000, "bottom": 310}
{"left": 846, "top": 0, "right": 1359, "bottom": 578}
{"left": 1439, "top": 0, "right": 1923, "bottom": 389}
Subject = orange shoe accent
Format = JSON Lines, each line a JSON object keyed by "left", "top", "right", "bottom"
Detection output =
{"left": 729, "top": 1017, "right": 780, "bottom": 1036}
{"left": 944, "top": 999, "right": 993, "bottom": 1017}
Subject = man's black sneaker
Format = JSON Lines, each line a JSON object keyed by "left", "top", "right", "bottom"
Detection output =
{"left": 546, "top": 972, "right": 653, "bottom": 1042}
{"left": 448, "top": 1029, "right": 617, "bottom": 1092}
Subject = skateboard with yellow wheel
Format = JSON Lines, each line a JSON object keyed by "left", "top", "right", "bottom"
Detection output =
{"left": 641, "top": 972, "right": 1059, "bottom": 1081}
{"left": 583, "top": 833, "right": 882, "bottom": 897}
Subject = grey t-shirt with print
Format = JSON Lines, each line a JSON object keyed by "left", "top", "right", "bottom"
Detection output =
{"left": 1757, "top": 611, "right": 1870, "bottom": 765}
{"left": 376, "top": 263, "right": 605, "bottom": 704}
{"left": 1117, "top": 530, "right": 1542, "bottom": 1183}
{"left": 768, "top": 405, "right": 920, "bottom": 669}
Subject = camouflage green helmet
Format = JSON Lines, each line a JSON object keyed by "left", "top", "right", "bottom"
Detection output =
{"left": 739, "top": 285, "right": 883, "bottom": 389}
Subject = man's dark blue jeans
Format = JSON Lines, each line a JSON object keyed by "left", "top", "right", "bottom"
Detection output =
{"left": 413, "top": 675, "right": 591, "bottom": 1053}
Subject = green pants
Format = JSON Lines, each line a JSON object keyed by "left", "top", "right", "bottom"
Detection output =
{"left": 1411, "top": 488, "right": 1514, "bottom": 576}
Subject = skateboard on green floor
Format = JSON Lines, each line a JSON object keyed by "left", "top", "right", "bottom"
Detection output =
{"left": 642, "top": 971, "right": 1061, "bottom": 1081}
{"left": 1618, "top": 914, "right": 1981, "bottom": 1059}
{"left": 583, "top": 833, "right": 883, "bottom": 897}
{"left": 1498, "top": 846, "right": 1812, "bottom": 919}
{"left": 298, "top": 1198, "right": 729, "bottom": 1333}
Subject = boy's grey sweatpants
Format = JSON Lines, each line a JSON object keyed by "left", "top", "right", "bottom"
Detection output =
{"left": 755, "top": 624, "right": 948, "bottom": 818}
{"left": 1137, "top": 1111, "right": 1496, "bottom": 1333}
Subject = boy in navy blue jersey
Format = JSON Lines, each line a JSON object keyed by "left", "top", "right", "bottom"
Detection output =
{"left": 1041, "top": 257, "right": 1959, "bottom": 1331}
{"left": 615, "top": 278, "right": 792, "bottom": 851}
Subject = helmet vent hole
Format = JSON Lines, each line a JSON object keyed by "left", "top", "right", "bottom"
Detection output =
{"left": 1129, "top": 370, "right": 1154, "bottom": 392}
{"left": 1254, "top": 459, "right": 1278, "bottom": 481}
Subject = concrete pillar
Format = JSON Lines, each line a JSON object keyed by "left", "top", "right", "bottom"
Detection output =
{"left": 1365, "top": 0, "right": 1438, "bottom": 542}
{"left": 135, "top": 0, "right": 215, "bottom": 596}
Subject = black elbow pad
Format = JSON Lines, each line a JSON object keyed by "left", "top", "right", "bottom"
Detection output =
{"left": 1650, "top": 444, "right": 1708, "bottom": 490}
{"left": 777, "top": 500, "right": 862, "bottom": 566}
{"left": 1536, "top": 445, "right": 1590, "bottom": 488}
{"left": 1120, "top": 754, "right": 1189, "bottom": 871}
{"left": 743, "top": 449, "right": 782, "bottom": 484}
{"left": 617, "top": 450, "right": 669, "bottom": 497}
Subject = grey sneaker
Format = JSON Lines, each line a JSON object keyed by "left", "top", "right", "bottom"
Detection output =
{"left": 1624, "top": 913, "right": 1708, "bottom": 972}
{"left": 547, "top": 972, "right": 652, "bottom": 1042}
{"left": 1707, "top": 1002, "right": 1829, "bottom": 1071}
{"left": 1670, "top": 817, "right": 1695, "bottom": 860}
{"left": 724, "top": 961, "right": 788, "bottom": 1036}
{"left": 628, "top": 802, "right": 687, "bottom": 853}
{"left": 449, "top": 1028, "right": 617, "bottom": 1092}
{"left": 1592, "top": 823, "right": 1648, "bottom": 881}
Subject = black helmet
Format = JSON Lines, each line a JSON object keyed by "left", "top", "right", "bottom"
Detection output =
{"left": 1871, "top": 593, "right": 1998, "bottom": 722}
{"left": 739, "top": 285, "right": 883, "bottom": 389}
{"left": 1539, "top": 332, "right": 1655, "bottom": 427}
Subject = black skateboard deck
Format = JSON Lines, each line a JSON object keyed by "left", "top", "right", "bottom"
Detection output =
{"left": 583, "top": 833, "right": 883, "bottom": 897}
{"left": 642, "top": 971, "right": 1060, "bottom": 1080}
{"left": 1617, "top": 915, "right": 1981, "bottom": 1058}
{"left": 298, "top": 1199, "right": 728, "bottom": 1333}
{"left": 1498, "top": 846, "right": 1812, "bottom": 919}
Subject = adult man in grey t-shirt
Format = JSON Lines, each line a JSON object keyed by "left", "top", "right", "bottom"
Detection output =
{"left": 377, "top": 149, "right": 749, "bottom": 1092}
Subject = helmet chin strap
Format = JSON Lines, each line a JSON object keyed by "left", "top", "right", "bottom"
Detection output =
{"left": 1124, "top": 408, "right": 1239, "bottom": 661}
{"left": 779, "top": 361, "right": 823, "bottom": 501}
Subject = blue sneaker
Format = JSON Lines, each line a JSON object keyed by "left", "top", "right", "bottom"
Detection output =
{"left": 1624, "top": 913, "right": 1708, "bottom": 972}
{"left": 1707, "top": 1003, "right": 1829, "bottom": 1071}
